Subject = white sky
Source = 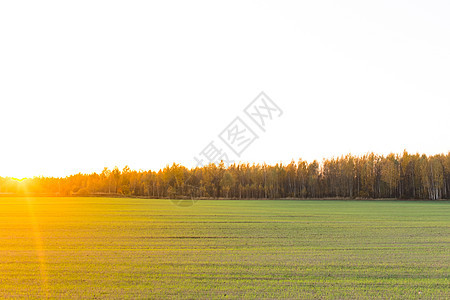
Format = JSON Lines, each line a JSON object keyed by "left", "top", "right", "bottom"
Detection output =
{"left": 1, "top": 0, "right": 449, "bottom": 178}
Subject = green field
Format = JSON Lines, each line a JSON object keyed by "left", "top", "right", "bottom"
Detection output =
{"left": 0, "top": 197, "right": 448, "bottom": 299}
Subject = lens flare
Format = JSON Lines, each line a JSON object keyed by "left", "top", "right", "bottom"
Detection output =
{"left": 23, "top": 188, "right": 49, "bottom": 298}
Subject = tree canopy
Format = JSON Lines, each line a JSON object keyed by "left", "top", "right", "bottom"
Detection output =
{"left": 1, "top": 152, "right": 449, "bottom": 200}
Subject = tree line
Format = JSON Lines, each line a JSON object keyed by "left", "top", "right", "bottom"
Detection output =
{"left": 1, "top": 151, "right": 450, "bottom": 200}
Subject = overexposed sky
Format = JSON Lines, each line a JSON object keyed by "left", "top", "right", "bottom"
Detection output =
{"left": 1, "top": 0, "right": 449, "bottom": 178}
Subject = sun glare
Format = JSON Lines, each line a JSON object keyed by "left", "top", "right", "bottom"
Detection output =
{"left": 11, "top": 177, "right": 29, "bottom": 182}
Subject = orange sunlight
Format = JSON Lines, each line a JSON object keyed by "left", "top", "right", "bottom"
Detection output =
{"left": 22, "top": 183, "right": 49, "bottom": 299}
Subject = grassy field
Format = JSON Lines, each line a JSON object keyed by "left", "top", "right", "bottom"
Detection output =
{"left": 0, "top": 197, "right": 448, "bottom": 299}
